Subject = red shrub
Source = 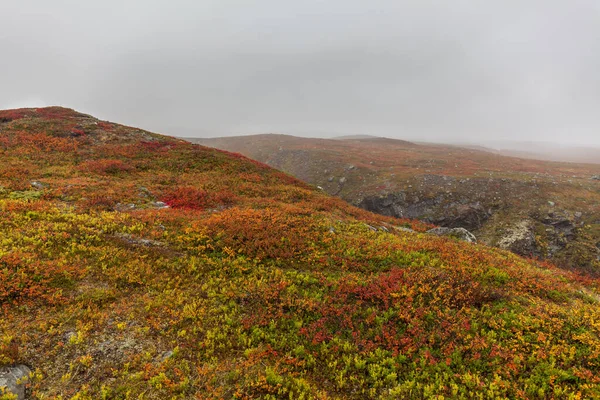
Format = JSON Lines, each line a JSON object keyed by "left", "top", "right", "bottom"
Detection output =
{"left": 0, "top": 109, "right": 31, "bottom": 122}
{"left": 140, "top": 140, "right": 174, "bottom": 152}
{"left": 161, "top": 187, "right": 211, "bottom": 210}
{"left": 71, "top": 128, "right": 86, "bottom": 137}
{"left": 78, "top": 159, "right": 133, "bottom": 175}
{"left": 82, "top": 194, "right": 117, "bottom": 210}
{"left": 211, "top": 189, "right": 238, "bottom": 206}
{"left": 97, "top": 121, "right": 114, "bottom": 131}
{"left": 36, "top": 107, "right": 82, "bottom": 120}
{"left": 161, "top": 186, "right": 238, "bottom": 210}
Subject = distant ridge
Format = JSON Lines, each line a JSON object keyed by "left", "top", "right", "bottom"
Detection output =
{"left": 333, "top": 134, "right": 379, "bottom": 140}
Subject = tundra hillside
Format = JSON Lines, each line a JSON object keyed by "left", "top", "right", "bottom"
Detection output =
{"left": 194, "top": 134, "right": 600, "bottom": 273}
{"left": 1, "top": 108, "right": 599, "bottom": 399}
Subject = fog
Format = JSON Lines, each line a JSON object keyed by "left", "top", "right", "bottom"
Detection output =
{"left": 2, "top": 0, "right": 600, "bottom": 146}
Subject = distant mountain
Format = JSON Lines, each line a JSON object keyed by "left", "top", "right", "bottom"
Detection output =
{"left": 333, "top": 134, "right": 380, "bottom": 140}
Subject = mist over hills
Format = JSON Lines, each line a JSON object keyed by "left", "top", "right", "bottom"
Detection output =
{"left": 484, "top": 140, "right": 600, "bottom": 165}
{"left": 187, "top": 131, "right": 600, "bottom": 166}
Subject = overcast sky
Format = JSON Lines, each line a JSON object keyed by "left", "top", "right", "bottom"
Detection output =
{"left": 2, "top": 1, "right": 600, "bottom": 145}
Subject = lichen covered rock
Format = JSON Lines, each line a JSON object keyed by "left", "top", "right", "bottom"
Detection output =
{"left": 0, "top": 365, "right": 31, "bottom": 400}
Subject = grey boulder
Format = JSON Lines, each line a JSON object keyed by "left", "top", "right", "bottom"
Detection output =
{"left": 427, "top": 227, "right": 477, "bottom": 243}
{"left": 0, "top": 365, "right": 31, "bottom": 399}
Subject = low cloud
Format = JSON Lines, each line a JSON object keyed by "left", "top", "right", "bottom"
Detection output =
{"left": 1, "top": 0, "right": 600, "bottom": 146}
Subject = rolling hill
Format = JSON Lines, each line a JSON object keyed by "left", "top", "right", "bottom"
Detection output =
{"left": 1, "top": 108, "right": 600, "bottom": 398}
{"left": 193, "top": 134, "right": 600, "bottom": 274}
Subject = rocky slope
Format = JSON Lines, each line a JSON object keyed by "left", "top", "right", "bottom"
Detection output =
{"left": 194, "top": 134, "right": 600, "bottom": 273}
{"left": 1, "top": 109, "right": 600, "bottom": 398}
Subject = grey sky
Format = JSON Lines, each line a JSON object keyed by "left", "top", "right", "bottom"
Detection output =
{"left": 2, "top": 0, "right": 600, "bottom": 145}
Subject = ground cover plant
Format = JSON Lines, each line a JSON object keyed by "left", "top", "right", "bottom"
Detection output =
{"left": 1, "top": 108, "right": 600, "bottom": 399}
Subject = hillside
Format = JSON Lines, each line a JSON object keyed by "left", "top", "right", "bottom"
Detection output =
{"left": 0, "top": 109, "right": 599, "bottom": 399}
{"left": 193, "top": 134, "right": 600, "bottom": 273}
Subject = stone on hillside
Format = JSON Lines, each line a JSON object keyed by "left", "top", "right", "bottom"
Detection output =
{"left": 542, "top": 211, "right": 578, "bottom": 238}
{"left": 0, "top": 365, "right": 31, "bottom": 400}
{"left": 497, "top": 220, "right": 538, "bottom": 257}
{"left": 159, "top": 350, "right": 174, "bottom": 362}
{"left": 393, "top": 226, "right": 415, "bottom": 233}
{"left": 591, "top": 175, "right": 600, "bottom": 180}
{"left": 115, "top": 203, "right": 136, "bottom": 211}
{"left": 427, "top": 227, "right": 477, "bottom": 243}
{"left": 150, "top": 201, "right": 169, "bottom": 209}
{"left": 116, "top": 233, "right": 164, "bottom": 247}
{"left": 30, "top": 181, "right": 47, "bottom": 190}
{"left": 339, "top": 177, "right": 347, "bottom": 184}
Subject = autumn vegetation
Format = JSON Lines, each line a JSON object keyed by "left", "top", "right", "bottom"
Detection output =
{"left": 194, "top": 134, "right": 600, "bottom": 273}
{"left": 1, "top": 108, "right": 599, "bottom": 399}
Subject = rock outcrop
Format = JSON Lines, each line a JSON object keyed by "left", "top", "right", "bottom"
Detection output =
{"left": 493, "top": 211, "right": 587, "bottom": 261}
{"left": 0, "top": 365, "right": 31, "bottom": 399}
{"left": 496, "top": 220, "right": 539, "bottom": 257}
{"left": 427, "top": 227, "right": 477, "bottom": 243}
{"left": 358, "top": 192, "right": 490, "bottom": 231}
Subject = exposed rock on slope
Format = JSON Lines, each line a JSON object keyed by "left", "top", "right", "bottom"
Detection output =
{"left": 496, "top": 220, "right": 539, "bottom": 256}
{"left": 358, "top": 190, "right": 491, "bottom": 231}
{"left": 0, "top": 365, "right": 31, "bottom": 400}
{"left": 426, "top": 227, "right": 477, "bottom": 243}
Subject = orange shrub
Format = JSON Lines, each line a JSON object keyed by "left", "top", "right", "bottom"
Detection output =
{"left": 202, "top": 207, "right": 321, "bottom": 261}
{"left": 0, "top": 251, "right": 80, "bottom": 305}
{"left": 161, "top": 187, "right": 238, "bottom": 210}
{"left": 82, "top": 194, "right": 118, "bottom": 210}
